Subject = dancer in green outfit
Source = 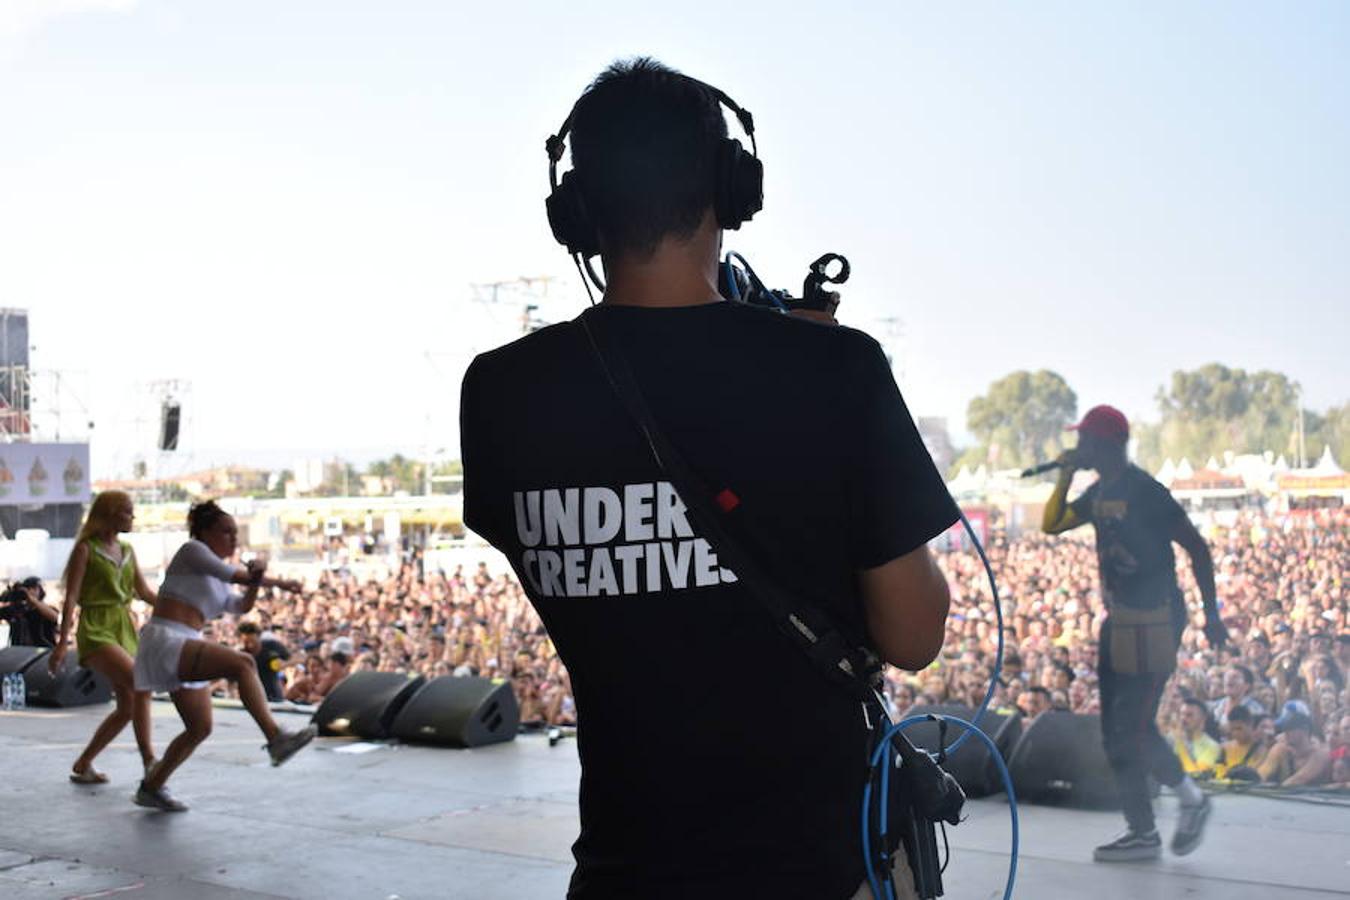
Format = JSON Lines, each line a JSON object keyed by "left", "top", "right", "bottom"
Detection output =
{"left": 50, "top": 491, "right": 158, "bottom": 783}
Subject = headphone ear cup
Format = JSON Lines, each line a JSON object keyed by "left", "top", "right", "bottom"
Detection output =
{"left": 714, "top": 138, "right": 763, "bottom": 230}
{"left": 546, "top": 171, "right": 600, "bottom": 256}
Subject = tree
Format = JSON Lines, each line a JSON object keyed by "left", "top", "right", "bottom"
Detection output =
{"left": 1305, "top": 403, "right": 1350, "bottom": 468}
{"left": 1147, "top": 364, "right": 1305, "bottom": 466}
{"left": 365, "top": 454, "right": 425, "bottom": 494}
{"left": 961, "top": 370, "right": 1078, "bottom": 471}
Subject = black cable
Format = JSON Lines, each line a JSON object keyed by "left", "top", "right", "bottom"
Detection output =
{"left": 939, "top": 820, "right": 950, "bottom": 875}
{"left": 571, "top": 253, "right": 597, "bottom": 305}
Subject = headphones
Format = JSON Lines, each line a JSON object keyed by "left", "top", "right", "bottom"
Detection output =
{"left": 544, "top": 77, "right": 764, "bottom": 260}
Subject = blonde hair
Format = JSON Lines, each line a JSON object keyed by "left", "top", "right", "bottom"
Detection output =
{"left": 63, "top": 491, "right": 132, "bottom": 583}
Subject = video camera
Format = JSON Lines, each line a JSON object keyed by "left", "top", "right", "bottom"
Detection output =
{"left": 0, "top": 579, "right": 43, "bottom": 612}
{"left": 888, "top": 721, "right": 967, "bottom": 898}
{"left": 718, "top": 251, "right": 851, "bottom": 317}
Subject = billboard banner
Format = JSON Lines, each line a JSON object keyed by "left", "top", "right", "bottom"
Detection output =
{"left": 0, "top": 442, "right": 91, "bottom": 506}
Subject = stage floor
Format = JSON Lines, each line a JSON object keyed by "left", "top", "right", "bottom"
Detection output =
{"left": 2, "top": 703, "right": 1347, "bottom": 899}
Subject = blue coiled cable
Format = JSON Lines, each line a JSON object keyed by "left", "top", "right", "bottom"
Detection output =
{"left": 863, "top": 715, "right": 1019, "bottom": 900}
{"left": 861, "top": 508, "right": 1018, "bottom": 899}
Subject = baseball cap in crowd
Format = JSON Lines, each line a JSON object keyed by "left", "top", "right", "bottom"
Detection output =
{"left": 1276, "top": 711, "right": 1314, "bottom": 735}
{"left": 1067, "top": 405, "right": 1129, "bottom": 444}
{"left": 331, "top": 636, "right": 355, "bottom": 656}
{"left": 1274, "top": 699, "right": 1312, "bottom": 732}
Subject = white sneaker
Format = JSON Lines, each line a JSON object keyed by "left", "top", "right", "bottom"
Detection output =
{"left": 266, "top": 724, "right": 317, "bottom": 767}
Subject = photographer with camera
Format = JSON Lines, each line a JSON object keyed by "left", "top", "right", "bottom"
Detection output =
{"left": 1, "top": 576, "right": 58, "bottom": 648}
{"left": 461, "top": 58, "right": 956, "bottom": 900}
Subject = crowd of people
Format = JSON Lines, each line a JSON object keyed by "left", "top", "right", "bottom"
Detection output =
{"left": 200, "top": 559, "right": 576, "bottom": 728}
{"left": 897, "top": 507, "right": 1348, "bottom": 788}
{"left": 22, "top": 505, "right": 1343, "bottom": 788}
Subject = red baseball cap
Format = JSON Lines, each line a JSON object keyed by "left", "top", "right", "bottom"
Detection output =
{"left": 1067, "top": 405, "right": 1129, "bottom": 444}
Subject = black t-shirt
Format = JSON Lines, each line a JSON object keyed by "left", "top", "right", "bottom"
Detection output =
{"left": 460, "top": 302, "right": 957, "bottom": 900}
{"left": 254, "top": 637, "right": 290, "bottom": 701}
{"left": 1070, "top": 464, "right": 1187, "bottom": 613}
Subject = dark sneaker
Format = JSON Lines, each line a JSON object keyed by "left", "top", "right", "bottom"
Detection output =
{"left": 1094, "top": 829, "right": 1161, "bottom": 862}
{"left": 267, "top": 724, "right": 317, "bottom": 767}
{"left": 1171, "top": 795, "right": 1212, "bottom": 856}
{"left": 134, "top": 781, "right": 188, "bottom": 812}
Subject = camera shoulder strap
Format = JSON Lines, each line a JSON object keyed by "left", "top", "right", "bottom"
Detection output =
{"left": 578, "top": 308, "right": 883, "bottom": 700}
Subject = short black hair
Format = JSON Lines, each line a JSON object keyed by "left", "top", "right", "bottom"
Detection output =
{"left": 237, "top": 621, "right": 261, "bottom": 636}
{"left": 569, "top": 57, "right": 728, "bottom": 259}
{"left": 1227, "top": 705, "right": 1253, "bottom": 725}
{"left": 188, "top": 500, "right": 229, "bottom": 540}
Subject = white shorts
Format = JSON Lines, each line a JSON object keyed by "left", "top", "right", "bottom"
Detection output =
{"left": 133, "top": 617, "right": 210, "bottom": 694}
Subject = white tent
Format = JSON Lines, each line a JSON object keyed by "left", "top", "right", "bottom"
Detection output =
{"left": 1309, "top": 446, "right": 1344, "bottom": 476}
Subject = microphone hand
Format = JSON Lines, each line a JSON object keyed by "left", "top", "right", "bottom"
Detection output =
{"left": 1056, "top": 449, "right": 1082, "bottom": 470}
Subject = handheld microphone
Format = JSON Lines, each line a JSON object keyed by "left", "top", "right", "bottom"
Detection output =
{"left": 1020, "top": 460, "right": 1060, "bottom": 478}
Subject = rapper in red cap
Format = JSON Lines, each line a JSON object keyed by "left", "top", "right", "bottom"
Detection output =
{"left": 1043, "top": 403, "right": 1228, "bottom": 865}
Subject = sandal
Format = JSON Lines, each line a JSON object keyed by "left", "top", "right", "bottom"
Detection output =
{"left": 69, "top": 767, "right": 109, "bottom": 785}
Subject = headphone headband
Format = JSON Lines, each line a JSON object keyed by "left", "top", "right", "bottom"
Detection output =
{"left": 545, "top": 70, "right": 765, "bottom": 292}
{"left": 545, "top": 76, "right": 757, "bottom": 192}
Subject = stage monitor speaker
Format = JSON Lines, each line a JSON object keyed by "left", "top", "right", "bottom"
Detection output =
{"left": 391, "top": 676, "right": 519, "bottom": 748}
{"left": 0, "top": 645, "right": 48, "bottom": 675}
{"left": 312, "top": 671, "right": 426, "bottom": 739}
{"left": 905, "top": 704, "right": 1023, "bottom": 798}
{"left": 1007, "top": 711, "right": 1119, "bottom": 809}
{"left": 159, "top": 401, "right": 181, "bottom": 451}
{"left": 23, "top": 652, "right": 113, "bottom": 707}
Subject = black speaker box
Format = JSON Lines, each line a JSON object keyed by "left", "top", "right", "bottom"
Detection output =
{"left": 0, "top": 645, "right": 48, "bottom": 674}
{"left": 312, "top": 671, "right": 426, "bottom": 739}
{"left": 904, "top": 704, "right": 1023, "bottom": 798}
{"left": 390, "top": 676, "right": 519, "bottom": 748}
{"left": 23, "top": 652, "right": 113, "bottom": 707}
{"left": 159, "top": 402, "right": 181, "bottom": 451}
{"left": 1007, "top": 711, "right": 1120, "bottom": 809}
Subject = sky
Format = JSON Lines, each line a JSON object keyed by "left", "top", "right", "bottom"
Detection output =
{"left": 1, "top": 0, "right": 1346, "bottom": 478}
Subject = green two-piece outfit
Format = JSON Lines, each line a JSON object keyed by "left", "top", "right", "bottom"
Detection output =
{"left": 75, "top": 539, "right": 140, "bottom": 664}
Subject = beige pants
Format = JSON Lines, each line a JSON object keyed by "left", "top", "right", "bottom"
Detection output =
{"left": 850, "top": 850, "right": 920, "bottom": 900}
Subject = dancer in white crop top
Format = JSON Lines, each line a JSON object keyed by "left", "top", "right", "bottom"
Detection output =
{"left": 132, "top": 500, "right": 317, "bottom": 812}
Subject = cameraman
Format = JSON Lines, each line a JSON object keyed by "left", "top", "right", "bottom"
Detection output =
{"left": 1, "top": 577, "right": 58, "bottom": 648}
{"left": 461, "top": 59, "right": 955, "bottom": 900}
